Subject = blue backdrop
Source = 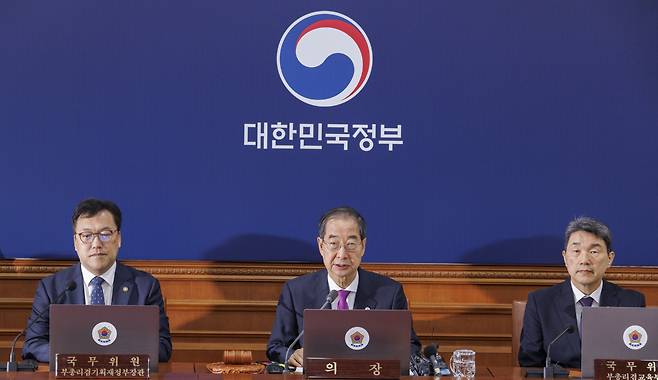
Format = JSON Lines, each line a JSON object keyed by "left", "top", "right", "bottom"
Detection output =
{"left": 1, "top": 1, "right": 657, "bottom": 265}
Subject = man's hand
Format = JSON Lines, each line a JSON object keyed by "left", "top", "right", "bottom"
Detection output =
{"left": 288, "top": 348, "right": 304, "bottom": 367}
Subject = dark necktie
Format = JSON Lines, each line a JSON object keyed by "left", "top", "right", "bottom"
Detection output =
{"left": 90, "top": 276, "right": 105, "bottom": 305}
{"left": 578, "top": 296, "right": 594, "bottom": 338}
{"left": 579, "top": 296, "right": 594, "bottom": 307}
{"left": 337, "top": 290, "right": 350, "bottom": 310}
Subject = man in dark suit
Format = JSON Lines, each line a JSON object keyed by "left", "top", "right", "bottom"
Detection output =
{"left": 267, "top": 206, "right": 421, "bottom": 366}
{"left": 22, "top": 198, "right": 172, "bottom": 363}
{"left": 519, "top": 217, "right": 645, "bottom": 369}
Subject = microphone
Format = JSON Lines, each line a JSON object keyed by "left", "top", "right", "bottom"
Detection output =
{"left": 5, "top": 281, "right": 77, "bottom": 372}
{"left": 423, "top": 344, "right": 441, "bottom": 376}
{"left": 543, "top": 325, "right": 575, "bottom": 378}
{"left": 282, "top": 290, "right": 338, "bottom": 374}
{"left": 423, "top": 343, "right": 449, "bottom": 376}
{"left": 319, "top": 290, "right": 338, "bottom": 310}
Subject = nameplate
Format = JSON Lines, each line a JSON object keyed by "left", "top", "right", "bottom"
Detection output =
{"left": 594, "top": 359, "right": 658, "bottom": 380}
{"left": 55, "top": 354, "right": 150, "bottom": 378}
{"left": 305, "top": 358, "right": 400, "bottom": 379}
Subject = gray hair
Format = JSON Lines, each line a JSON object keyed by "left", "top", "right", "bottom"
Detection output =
{"left": 318, "top": 206, "right": 366, "bottom": 240}
{"left": 564, "top": 216, "right": 612, "bottom": 252}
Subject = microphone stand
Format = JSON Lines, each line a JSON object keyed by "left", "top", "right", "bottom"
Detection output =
{"left": 543, "top": 326, "right": 574, "bottom": 378}
{"left": 5, "top": 334, "right": 26, "bottom": 372}
{"left": 282, "top": 290, "right": 338, "bottom": 374}
{"left": 4, "top": 281, "right": 76, "bottom": 372}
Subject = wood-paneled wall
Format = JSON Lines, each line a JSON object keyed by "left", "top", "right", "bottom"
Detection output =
{"left": 1, "top": 259, "right": 656, "bottom": 367}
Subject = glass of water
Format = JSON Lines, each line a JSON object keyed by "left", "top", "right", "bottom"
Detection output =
{"left": 449, "top": 349, "right": 476, "bottom": 378}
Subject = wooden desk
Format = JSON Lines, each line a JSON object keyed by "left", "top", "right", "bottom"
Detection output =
{"left": 488, "top": 366, "right": 583, "bottom": 379}
{"left": 193, "top": 362, "right": 498, "bottom": 378}
{"left": 487, "top": 367, "right": 525, "bottom": 378}
{"left": 2, "top": 363, "right": 515, "bottom": 380}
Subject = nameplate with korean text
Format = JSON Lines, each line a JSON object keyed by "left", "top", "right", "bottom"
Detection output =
{"left": 305, "top": 358, "right": 400, "bottom": 379}
{"left": 595, "top": 359, "right": 658, "bottom": 380}
{"left": 55, "top": 354, "right": 150, "bottom": 378}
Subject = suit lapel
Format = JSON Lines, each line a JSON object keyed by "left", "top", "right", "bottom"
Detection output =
{"left": 554, "top": 280, "right": 581, "bottom": 353}
{"left": 354, "top": 269, "right": 378, "bottom": 310}
{"left": 111, "top": 263, "right": 134, "bottom": 305}
{"left": 68, "top": 264, "right": 86, "bottom": 305}
{"left": 599, "top": 280, "right": 619, "bottom": 306}
{"left": 311, "top": 269, "right": 331, "bottom": 309}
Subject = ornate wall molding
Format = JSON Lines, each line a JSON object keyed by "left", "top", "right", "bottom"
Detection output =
{"left": 2, "top": 259, "right": 656, "bottom": 282}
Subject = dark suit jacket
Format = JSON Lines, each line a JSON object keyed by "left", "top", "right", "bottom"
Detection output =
{"left": 22, "top": 262, "right": 172, "bottom": 363}
{"left": 519, "top": 279, "right": 645, "bottom": 369}
{"left": 266, "top": 268, "right": 421, "bottom": 363}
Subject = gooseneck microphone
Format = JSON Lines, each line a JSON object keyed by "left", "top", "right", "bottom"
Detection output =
{"left": 319, "top": 290, "right": 339, "bottom": 310}
{"left": 282, "top": 290, "right": 338, "bottom": 374}
{"left": 5, "top": 281, "right": 77, "bottom": 372}
{"left": 543, "top": 325, "right": 575, "bottom": 378}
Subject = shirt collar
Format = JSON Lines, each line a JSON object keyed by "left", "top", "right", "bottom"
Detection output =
{"left": 81, "top": 261, "right": 117, "bottom": 288}
{"left": 570, "top": 279, "right": 603, "bottom": 304}
{"left": 327, "top": 270, "right": 359, "bottom": 293}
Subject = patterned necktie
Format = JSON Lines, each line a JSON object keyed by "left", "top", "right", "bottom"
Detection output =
{"left": 579, "top": 296, "right": 594, "bottom": 307}
{"left": 90, "top": 276, "right": 105, "bottom": 305}
{"left": 337, "top": 290, "right": 350, "bottom": 310}
{"left": 578, "top": 296, "right": 594, "bottom": 338}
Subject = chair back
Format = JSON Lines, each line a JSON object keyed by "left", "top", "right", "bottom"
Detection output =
{"left": 511, "top": 300, "right": 527, "bottom": 366}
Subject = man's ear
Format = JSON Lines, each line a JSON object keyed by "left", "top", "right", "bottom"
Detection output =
{"left": 562, "top": 250, "right": 567, "bottom": 266}
{"left": 317, "top": 237, "right": 323, "bottom": 256}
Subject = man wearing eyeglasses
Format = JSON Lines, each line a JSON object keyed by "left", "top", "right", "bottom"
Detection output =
{"left": 519, "top": 216, "right": 645, "bottom": 369}
{"left": 22, "top": 198, "right": 172, "bottom": 363}
{"left": 266, "top": 206, "right": 421, "bottom": 367}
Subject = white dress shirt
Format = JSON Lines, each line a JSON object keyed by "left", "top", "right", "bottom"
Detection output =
{"left": 570, "top": 280, "right": 603, "bottom": 334}
{"left": 80, "top": 261, "right": 116, "bottom": 305}
{"left": 327, "top": 271, "right": 360, "bottom": 310}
